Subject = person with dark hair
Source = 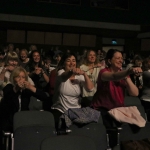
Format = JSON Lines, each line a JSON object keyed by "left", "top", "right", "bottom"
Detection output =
{"left": 26, "top": 50, "right": 49, "bottom": 91}
{"left": 126, "top": 55, "right": 143, "bottom": 96}
{"left": 51, "top": 52, "right": 94, "bottom": 129}
{"left": 140, "top": 56, "right": 150, "bottom": 121}
{"left": 43, "top": 56, "right": 55, "bottom": 75}
{"left": 91, "top": 49, "right": 142, "bottom": 128}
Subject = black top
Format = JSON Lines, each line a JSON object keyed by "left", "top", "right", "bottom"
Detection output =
{"left": 26, "top": 64, "right": 48, "bottom": 91}
{"left": 0, "top": 84, "right": 49, "bottom": 131}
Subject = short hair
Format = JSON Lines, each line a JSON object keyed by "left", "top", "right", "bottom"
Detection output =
{"left": 105, "top": 49, "right": 122, "bottom": 67}
{"left": 10, "top": 67, "right": 28, "bottom": 85}
{"left": 20, "top": 48, "right": 29, "bottom": 56}
{"left": 5, "top": 52, "right": 19, "bottom": 65}
{"left": 29, "top": 45, "right": 37, "bottom": 51}
{"left": 132, "top": 55, "right": 143, "bottom": 64}
{"left": 142, "top": 56, "right": 150, "bottom": 71}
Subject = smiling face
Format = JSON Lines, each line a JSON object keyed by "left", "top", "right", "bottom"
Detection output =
{"left": 64, "top": 55, "right": 76, "bottom": 71}
{"left": 109, "top": 52, "right": 123, "bottom": 70}
{"left": 20, "top": 50, "right": 27, "bottom": 61}
{"left": 8, "top": 59, "right": 18, "bottom": 67}
{"left": 33, "top": 52, "right": 40, "bottom": 63}
{"left": 87, "top": 50, "right": 96, "bottom": 64}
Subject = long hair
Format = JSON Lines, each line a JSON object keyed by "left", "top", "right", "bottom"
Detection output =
{"left": 28, "top": 50, "right": 43, "bottom": 71}
{"left": 56, "top": 52, "right": 77, "bottom": 71}
{"left": 10, "top": 67, "right": 28, "bottom": 85}
{"left": 82, "top": 49, "right": 99, "bottom": 65}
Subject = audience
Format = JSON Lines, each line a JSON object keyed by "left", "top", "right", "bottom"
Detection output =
{"left": 0, "top": 43, "right": 148, "bottom": 149}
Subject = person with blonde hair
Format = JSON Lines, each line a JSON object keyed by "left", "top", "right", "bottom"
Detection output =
{"left": 0, "top": 52, "right": 34, "bottom": 101}
{"left": 80, "top": 49, "right": 103, "bottom": 106}
{"left": 0, "top": 67, "right": 48, "bottom": 132}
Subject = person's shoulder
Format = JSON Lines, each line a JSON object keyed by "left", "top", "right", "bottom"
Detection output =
{"left": 80, "top": 64, "right": 86, "bottom": 67}
{"left": 58, "top": 69, "right": 64, "bottom": 74}
{"left": 80, "top": 64, "right": 88, "bottom": 70}
{"left": 100, "top": 67, "right": 109, "bottom": 72}
{"left": 3, "top": 83, "right": 13, "bottom": 91}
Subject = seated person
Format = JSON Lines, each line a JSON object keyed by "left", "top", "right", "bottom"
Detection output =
{"left": 0, "top": 67, "right": 49, "bottom": 132}
{"left": 140, "top": 56, "right": 150, "bottom": 121}
{"left": 91, "top": 49, "right": 142, "bottom": 128}
{"left": 26, "top": 50, "right": 49, "bottom": 92}
{"left": 80, "top": 49, "right": 104, "bottom": 107}
{"left": 51, "top": 52, "right": 94, "bottom": 129}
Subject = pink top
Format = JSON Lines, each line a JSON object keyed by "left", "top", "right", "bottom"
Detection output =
{"left": 91, "top": 68, "right": 126, "bottom": 110}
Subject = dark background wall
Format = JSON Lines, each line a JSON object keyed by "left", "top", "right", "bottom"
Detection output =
{"left": 0, "top": 0, "right": 149, "bottom": 25}
{"left": 0, "top": 0, "right": 150, "bottom": 57}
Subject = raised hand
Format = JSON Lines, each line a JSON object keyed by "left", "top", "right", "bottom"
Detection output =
{"left": 72, "top": 68, "right": 85, "bottom": 75}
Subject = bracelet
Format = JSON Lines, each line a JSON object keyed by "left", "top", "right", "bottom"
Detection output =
{"left": 42, "top": 71, "right": 45, "bottom": 75}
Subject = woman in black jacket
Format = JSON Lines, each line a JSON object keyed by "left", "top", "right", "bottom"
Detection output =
{"left": 0, "top": 67, "right": 49, "bottom": 132}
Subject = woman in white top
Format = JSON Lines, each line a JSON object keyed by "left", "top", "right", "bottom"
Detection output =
{"left": 51, "top": 52, "right": 94, "bottom": 129}
{"left": 80, "top": 50, "right": 104, "bottom": 106}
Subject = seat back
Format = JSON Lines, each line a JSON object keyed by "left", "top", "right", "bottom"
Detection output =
{"left": 124, "top": 96, "right": 141, "bottom": 106}
{"left": 69, "top": 123, "right": 107, "bottom": 150}
{"left": 120, "top": 122, "right": 150, "bottom": 141}
{"left": 14, "top": 126, "right": 56, "bottom": 150}
{"left": 13, "top": 111, "right": 56, "bottom": 150}
{"left": 40, "top": 135, "right": 97, "bottom": 150}
{"left": 113, "top": 122, "right": 150, "bottom": 150}
{"left": 13, "top": 111, "right": 55, "bottom": 132}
